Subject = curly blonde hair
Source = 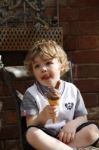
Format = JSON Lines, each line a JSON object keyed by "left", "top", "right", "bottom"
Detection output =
{"left": 24, "top": 39, "right": 69, "bottom": 76}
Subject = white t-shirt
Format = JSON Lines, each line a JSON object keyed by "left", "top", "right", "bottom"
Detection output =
{"left": 21, "top": 80, "right": 87, "bottom": 132}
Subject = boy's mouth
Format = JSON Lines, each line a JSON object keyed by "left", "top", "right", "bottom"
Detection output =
{"left": 41, "top": 74, "right": 51, "bottom": 80}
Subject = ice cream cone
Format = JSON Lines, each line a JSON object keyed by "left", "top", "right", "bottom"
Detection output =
{"left": 47, "top": 81, "right": 61, "bottom": 123}
{"left": 48, "top": 98, "right": 60, "bottom": 123}
{"left": 48, "top": 99, "right": 60, "bottom": 106}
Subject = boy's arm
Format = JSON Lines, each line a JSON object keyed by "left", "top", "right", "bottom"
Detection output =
{"left": 71, "top": 115, "right": 87, "bottom": 128}
{"left": 26, "top": 110, "right": 47, "bottom": 127}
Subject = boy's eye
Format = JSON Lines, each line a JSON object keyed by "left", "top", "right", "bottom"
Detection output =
{"left": 46, "top": 61, "right": 53, "bottom": 66}
{"left": 34, "top": 64, "right": 40, "bottom": 68}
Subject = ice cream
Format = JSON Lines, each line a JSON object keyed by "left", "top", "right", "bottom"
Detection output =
{"left": 47, "top": 82, "right": 61, "bottom": 123}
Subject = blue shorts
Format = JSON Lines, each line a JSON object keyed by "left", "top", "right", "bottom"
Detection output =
{"left": 27, "top": 121, "right": 98, "bottom": 137}
{"left": 26, "top": 121, "right": 98, "bottom": 150}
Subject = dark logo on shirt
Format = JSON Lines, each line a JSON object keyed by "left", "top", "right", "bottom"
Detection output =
{"left": 65, "top": 102, "right": 74, "bottom": 110}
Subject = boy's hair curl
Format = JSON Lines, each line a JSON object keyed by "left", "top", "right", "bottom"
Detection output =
{"left": 24, "top": 39, "right": 69, "bottom": 76}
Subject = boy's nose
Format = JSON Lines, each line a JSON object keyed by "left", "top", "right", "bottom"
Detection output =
{"left": 40, "top": 65, "right": 47, "bottom": 72}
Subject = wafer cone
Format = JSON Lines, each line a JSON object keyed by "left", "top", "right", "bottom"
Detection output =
{"left": 48, "top": 98, "right": 60, "bottom": 123}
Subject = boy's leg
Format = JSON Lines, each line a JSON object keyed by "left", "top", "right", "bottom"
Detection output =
{"left": 26, "top": 127, "right": 73, "bottom": 150}
{"left": 69, "top": 123, "right": 99, "bottom": 148}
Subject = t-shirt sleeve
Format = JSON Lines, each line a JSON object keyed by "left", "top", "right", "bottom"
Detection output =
{"left": 74, "top": 89, "right": 88, "bottom": 118}
{"left": 21, "top": 90, "right": 39, "bottom": 116}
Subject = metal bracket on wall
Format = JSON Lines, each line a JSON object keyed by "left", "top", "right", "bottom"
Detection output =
{"left": 0, "top": 0, "right": 62, "bottom": 51}
{"left": 0, "top": 0, "right": 49, "bottom": 28}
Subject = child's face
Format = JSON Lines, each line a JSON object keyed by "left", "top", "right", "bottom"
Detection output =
{"left": 32, "top": 55, "right": 61, "bottom": 87}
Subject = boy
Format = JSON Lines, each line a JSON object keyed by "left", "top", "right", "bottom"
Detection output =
{"left": 21, "top": 40, "right": 99, "bottom": 150}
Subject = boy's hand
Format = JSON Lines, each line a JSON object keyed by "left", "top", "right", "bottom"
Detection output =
{"left": 58, "top": 121, "right": 77, "bottom": 144}
{"left": 42, "top": 105, "right": 59, "bottom": 121}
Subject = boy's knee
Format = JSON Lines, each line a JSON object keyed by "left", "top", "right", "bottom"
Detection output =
{"left": 87, "top": 124, "right": 99, "bottom": 139}
{"left": 88, "top": 124, "right": 98, "bottom": 133}
{"left": 26, "top": 127, "right": 37, "bottom": 143}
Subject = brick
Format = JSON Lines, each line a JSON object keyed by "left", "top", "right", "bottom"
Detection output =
{"left": 3, "top": 110, "right": 17, "bottom": 125}
{"left": 5, "top": 139, "right": 21, "bottom": 150}
{"left": 1, "top": 97, "right": 16, "bottom": 110}
{"left": 61, "top": 22, "right": 70, "bottom": 36}
{"left": 70, "top": 50, "right": 99, "bottom": 64}
{"left": 60, "top": 7, "right": 79, "bottom": 22}
{"left": 0, "top": 101, "right": 3, "bottom": 112}
{"left": 74, "top": 79, "right": 99, "bottom": 93}
{"left": 82, "top": 93, "right": 98, "bottom": 108}
{"left": 45, "top": 0, "right": 67, "bottom": 6}
{"left": 14, "top": 78, "right": 34, "bottom": 93}
{"left": 0, "top": 120, "right": 2, "bottom": 131}
{"left": 71, "top": 21, "right": 99, "bottom": 35}
{"left": 79, "top": 8, "right": 99, "bottom": 21}
{"left": 70, "top": 0, "right": 99, "bottom": 7}
{"left": 73, "top": 64, "right": 99, "bottom": 78}
{"left": 0, "top": 125, "right": 19, "bottom": 139}
{"left": 45, "top": 7, "right": 77, "bottom": 26}
{"left": 64, "top": 36, "right": 99, "bottom": 51}
{"left": 0, "top": 75, "right": 33, "bottom": 97}
{"left": 1, "top": 84, "right": 12, "bottom": 96}
{"left": 64, "top": 36, "right": 78, "bottom": 50}
{"left": 0, "top": 81, "right": 3, "bottom": 96}
{"left": 78, "top": 36, "right": 99, "bottom": 50}
{"left": 0, "top": 141, "right": 4, "bottom": 150}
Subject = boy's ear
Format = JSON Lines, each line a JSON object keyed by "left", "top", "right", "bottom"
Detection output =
{"left": 60, "top": 64, "right": 64, "bottom": 75}
{"left": 61, "top": 64, "right": 65, "bottom": 71}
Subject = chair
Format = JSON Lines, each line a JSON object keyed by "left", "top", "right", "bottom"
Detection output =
{"left": 0, "top": 61, "right": 73, "bottom": 150}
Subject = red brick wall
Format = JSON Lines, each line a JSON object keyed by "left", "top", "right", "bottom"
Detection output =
{"left": 60, "top": 0, "right": 99, "bottom": 107}
{"left": 0, "top": 76, "right": 33, "bottom": 150}
{"left": 0, "top": 0, "right": 99, "bottom": 149}
{"left": 0, "top": 79, "right": 20, "bottom": 150}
